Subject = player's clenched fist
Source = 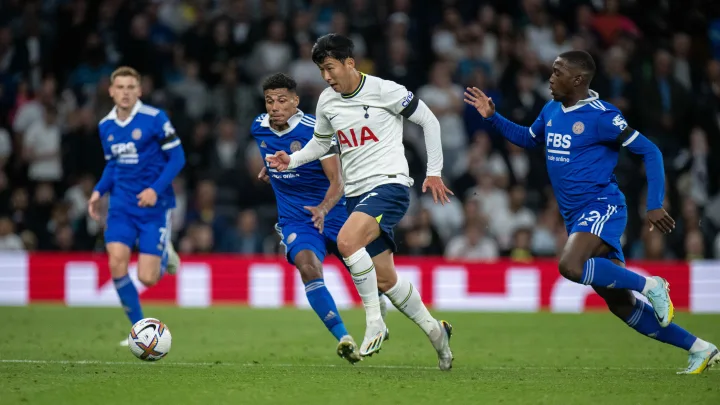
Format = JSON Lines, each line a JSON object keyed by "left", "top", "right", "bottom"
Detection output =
{"left": 266, "top": 151, "right": 291, "bottom": 171}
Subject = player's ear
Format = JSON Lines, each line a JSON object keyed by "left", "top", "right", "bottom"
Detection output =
{"left": 345, "top": 58, "right": 356, "bottom": 69}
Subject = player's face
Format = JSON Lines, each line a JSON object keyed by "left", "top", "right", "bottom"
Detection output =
{"left": 264, "top": 88, "right": 298, "bottom": 126}
{"left": 317, "top": 57, "right": 355, "bottom": 93}
{"left": 109, "top": 75, "right": 141, "bottom": 110}
{"left": 549, "top": 58, "right": 576, "bottom": 101}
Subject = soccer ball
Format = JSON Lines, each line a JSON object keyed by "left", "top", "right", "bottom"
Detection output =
{"left": 128, "top": 318, "right": 172, "bottom": 361}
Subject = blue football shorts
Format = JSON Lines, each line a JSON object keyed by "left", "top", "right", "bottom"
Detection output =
{"left": 105, "top": 206, "right": 172, "bottom": 259}
{"left": 566, "top": 202, "right": 627, "bottom": 263}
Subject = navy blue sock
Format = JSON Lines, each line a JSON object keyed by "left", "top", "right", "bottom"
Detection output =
{"left": 114, "top": 275, "right": 143, "bottom": 324}
{"left": 305, "top": 278, "right": 348, "bottom": 341}
{"left": 625, "top": 299, "right": 696, "bottom": 350}
{"left": 581, "top": 257, "right": 646, "bottom": 292}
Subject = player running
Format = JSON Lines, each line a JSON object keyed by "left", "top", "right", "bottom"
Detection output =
{"left": 252, "top": 72, "right": 388, "bottom": 364}
{"left": 266, "top": 34, "right": 454, "bottom": 370}
{"left": 88, "top": 67, "right": 185, "bottom": 347}
{"left": 464, "top": 50, "right": 718, "bottom": 374}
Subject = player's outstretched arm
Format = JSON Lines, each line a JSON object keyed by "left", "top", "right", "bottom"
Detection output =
{"left": 464, "top": 87, "right": 542, "bottom": 149}
{"left": 600, "top": 112, "right": 675, "bottom": 234}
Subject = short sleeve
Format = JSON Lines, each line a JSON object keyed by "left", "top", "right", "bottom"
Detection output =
{"left": 380, "top": 79, "right": 419, "bottom": 117}
{"left": 319, "top": 135, "right": 340, "bottom": 160}
{"left": 155, "top": 111, "right": 181, "bottom": 151}
{"left": 597, "top": 110, "right": 638, "bottom": 146}
{"left": 313, "top": 94, "right": 335, "bottom": 138}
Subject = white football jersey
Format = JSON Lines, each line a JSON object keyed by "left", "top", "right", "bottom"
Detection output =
{"left": 313, "top": 74, "right": 416, "bottom": 197}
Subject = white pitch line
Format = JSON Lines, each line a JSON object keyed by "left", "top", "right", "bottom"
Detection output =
{"left": 1, "top": 359, "right": 710, "bottom": 372}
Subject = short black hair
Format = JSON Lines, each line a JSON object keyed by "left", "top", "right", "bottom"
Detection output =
{"left": 311, "top": 33, "right": 354, "bottom": 65}
{"left": 558, "top": 50, "right": 596, "bottom": 81}
{"left": 262, "top": 73, "right": 297, "bottom": 92}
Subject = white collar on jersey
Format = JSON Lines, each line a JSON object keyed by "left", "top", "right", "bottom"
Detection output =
{"left": 260, "top": 109, "right": 305, "bottom": 136}
{"left": 105, "top": 100, "right": 143, "bottom": 127}
{"left": 560, "top": 89, "right": 600, "bottom": 113}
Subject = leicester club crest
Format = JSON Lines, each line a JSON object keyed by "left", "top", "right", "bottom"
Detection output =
{"left": 132, "top": 128, "right": 142, "bottom": 140}
{"left": 108, "top": 135, "right": 114, "bottom": 142}
{"left": 572, "top": 121, "right": 585, "bottom": 134}
{"left": 290, "top": 141, "right": 302, "bottom": 152}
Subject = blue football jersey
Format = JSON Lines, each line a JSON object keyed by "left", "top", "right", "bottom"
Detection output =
{"left": 527, "top": 91, "right": 631, "bottom": 223}
{"left": 99, "top": 101, "right": 180, "bottom": 215}
{"left": 251, "top": 111, "right": 346, "bottom": 225}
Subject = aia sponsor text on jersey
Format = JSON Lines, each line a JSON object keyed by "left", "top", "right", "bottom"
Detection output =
{"left": 336, "top": 126, "right": 379, "bottom": 150}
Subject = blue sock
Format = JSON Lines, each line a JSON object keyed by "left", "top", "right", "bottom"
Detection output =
{"left": 114, "top": 275, "right": 144, "bottom": 325}
{"left": 625, "top": 299, "right": 697, "bottom": 350}
{"left": 581, "top": 257, "right": 647, "bottom": 292}
{"left": 305, "top": 278, "right": 347, "bottom": 341}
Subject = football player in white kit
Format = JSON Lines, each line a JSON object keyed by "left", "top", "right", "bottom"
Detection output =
{"left": 266, "top": 34, "right": 454, "bottom": 370}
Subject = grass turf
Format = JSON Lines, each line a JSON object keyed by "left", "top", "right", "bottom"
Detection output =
{"left": 1, "top": 306, "right": 719, "bottom": 404}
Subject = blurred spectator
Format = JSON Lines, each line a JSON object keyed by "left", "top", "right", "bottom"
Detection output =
{"left": 23, "top": 104, "right": 62, "bottom": 183}
{"left": 170, "top": 60, "right": 208, "bottom": 120}
{"left": 0, "top": 216, "right": 23, "bottom": 250}
{"left": 218, "top": 209, "right": 264, "bottom": 253}
{"left": 247, "top": 19, "right": 292, "bottom": 82}
{"left": 509, "top": 228, "right": 533, "bottom": 262}
{"left": 491, "top": 184, "right": 536, "bottom": 251}
{"left": 417, "top": 62, "right": 467, "bottom": 179}
{"left": 399, "top": 208, "right": 444, "bottom": 256}
{"left": 0, "top": 0, "right": 715, "bottom": 258}
{"left": 445, "top": 221, "right": 499, "bottom": 261}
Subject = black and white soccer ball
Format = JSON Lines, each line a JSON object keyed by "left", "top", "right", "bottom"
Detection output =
{"left": 128, "top": 318, "right": 172, "bottom": 361}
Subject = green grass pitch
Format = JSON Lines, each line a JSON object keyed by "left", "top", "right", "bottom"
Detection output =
{"left": 1, "top": 306, "right": 719, "bottom": 404}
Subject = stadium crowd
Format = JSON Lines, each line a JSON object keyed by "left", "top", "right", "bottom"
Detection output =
{"left": 0, "top": 0, "right": 718, "bottom": 261}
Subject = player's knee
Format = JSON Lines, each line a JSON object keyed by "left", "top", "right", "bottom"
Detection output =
{"left": 558, "top": 255, "right": 583, "bottom": 282}
{"left": 137, "top": 271, "right": 159, "bottom": 287}
{"left": 337, "top": 237, "right": 360, "bottom": 258}
{"left": 108, "top": 255, "right": 130, "bottom": 278}
{"left": 296, "top": 263, "right": 322, "bottom": 284}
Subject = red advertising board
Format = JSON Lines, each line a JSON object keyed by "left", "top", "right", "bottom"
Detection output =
{"left": 1, "top": 253, "right": 718, "bottom": 313}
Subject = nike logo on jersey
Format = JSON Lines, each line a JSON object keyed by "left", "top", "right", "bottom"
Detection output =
{"left": 329, "top": 114, "right": 339, "bottom": 121}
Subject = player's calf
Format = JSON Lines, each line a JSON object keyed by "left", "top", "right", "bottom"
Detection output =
{"left": 107, "top": 242, "right": 144, "bottom": 326}
{"left": 137, "top": 254, "right": 163, "bottom": 287}
{"left": 294, "top": 250, "right": 351, "bottom": 343}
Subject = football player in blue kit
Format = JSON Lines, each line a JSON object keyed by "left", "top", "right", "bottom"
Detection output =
{"left": 88, "top": 67, "right": 185, "bottom": 346}
{"left": 251, "top": 73, "right": 385, "bottom": 364}
{"left": 464, "top": 50, "right": 718, "bottom": 374}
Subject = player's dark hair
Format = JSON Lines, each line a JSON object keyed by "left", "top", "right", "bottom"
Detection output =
{"left": 311, "top": 33, "right": 354, "bottom": 65}
{"left": 559, "top": 50, "right": 596, "bottom": 81}
{"left": 262, "top": 73, "right": 297, "bottom": 92}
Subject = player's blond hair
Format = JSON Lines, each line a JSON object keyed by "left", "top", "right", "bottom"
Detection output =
{"left": 110, "top": 66, "right": 141, "bottom": 84}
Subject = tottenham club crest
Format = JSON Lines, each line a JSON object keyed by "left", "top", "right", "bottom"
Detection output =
{"left": 572, "top": 121, "right": 585, "bottom": 134}
{"left": 132, "top": 128, "right": 142, "bottom": 140}
{"left": 290, "top": 141, "right": 302, "bottom": 152}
